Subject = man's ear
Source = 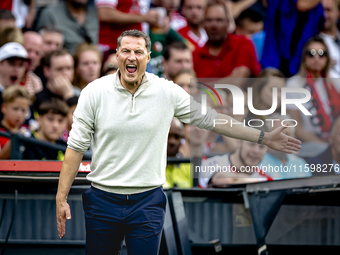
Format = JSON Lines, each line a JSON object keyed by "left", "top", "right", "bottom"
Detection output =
{"left": 147, "top": 51, "right": 151, "bottom": 64}
{"left": 1, "top": 103, "right": 7, "bottom": 115}
{"left": 43, "top": 66, "right": 50, "bottom": 79}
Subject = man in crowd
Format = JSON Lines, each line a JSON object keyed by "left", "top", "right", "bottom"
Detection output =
{"left": 39, "top": 26, "right": 64, "bottom": 57}
{"left": 178, "top": 0, "right": 208, "bottom": 51}
{"left": 95, "top": 0, "right": 158, "bottom": 52}
{"left": 36, "top": 0, "right": 98, "bottom": 54}
{"left": 308, "top": 116, "right": 340, "bottom": 175}
{"left": 235, "top": 8, "right": 263, "bottom": 37}
{"left": 193, "top": 1, "right": 261, "bottom": 79}
{"left": 164, "top": 118, "right": 192, "bottom": 188}
{"left": 56, "top": 29, "right": 301, "bottom": 254}
{"left": 162, "top": 41, "right": 193, "bottom": 80}
{"left": 320, "top": 0, "right": 340, "bottom": 76}
{"left": 34, "top": 49, "right": 76, "bottom": 110}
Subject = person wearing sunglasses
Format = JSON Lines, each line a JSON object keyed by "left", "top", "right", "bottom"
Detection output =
{"left": 285, "top": 36, "right": 340, "bottom": 156}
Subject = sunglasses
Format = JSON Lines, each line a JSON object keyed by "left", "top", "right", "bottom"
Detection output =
{"left": 305, "top": 48, "right": 327, "bottom": 58}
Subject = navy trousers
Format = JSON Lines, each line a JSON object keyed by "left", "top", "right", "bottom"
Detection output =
{"left": 82, "top": 186, "right": 166, "bottom": 255}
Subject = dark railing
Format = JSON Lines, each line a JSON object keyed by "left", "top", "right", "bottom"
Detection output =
{"left": 0, "top": 130, "right": 92, "bottom": 160}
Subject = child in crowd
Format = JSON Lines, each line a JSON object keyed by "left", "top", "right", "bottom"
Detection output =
{"left": 23, "top": 98, "right": 69, "bottom": 160}
{"left": 0, "top": 85, "right": 32, "bottom": 159}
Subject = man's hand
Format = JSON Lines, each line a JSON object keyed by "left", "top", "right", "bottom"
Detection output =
{"left": 263, "top": 126, "right": 302, "bottom": 154}
{"left": 47, "top": 76, "right": 74, "bottom": 99}
{"left": 56, "top": 198, "right": 71, "bottom": 239}
{"left": 143, "top": 9, "right": 159, "bottom": 25}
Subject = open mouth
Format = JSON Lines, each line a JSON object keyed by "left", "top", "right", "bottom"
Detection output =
{"left": 126, "top": 64, "right": 137, "bottom": 75}
{"left": 10, "top": 76, "right": 18, "bottom": 83}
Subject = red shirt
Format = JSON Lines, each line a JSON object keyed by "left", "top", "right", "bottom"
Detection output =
{"left": 95, "top": 0, "right": 142, "bottom": 50}
{"left": 0, "top": 1, "right": 12, "bottom": 10}
{"left": 178, "top": 24, "right": 208, "bottom": 51}
{"left": 0, "top": 124, "right": 10, "bottom": 150}
{"left": 193, "top": 34, "right": 261, "bottom": 78}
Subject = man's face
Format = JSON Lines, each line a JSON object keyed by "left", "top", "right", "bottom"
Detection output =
{"left": 159, "top": 0, "right": 180, "bottom": 13}
{"left": 235, "top": 19, "right": 263, "bottom": 36}
{"left": 204, "top": 5, "right": 228, "bottom": 44}
{"left": 23, "top": 34, "right": 43, "bottom": 71}
{"left": 41, "top": 32, "right": 64, "bottom": 56}
{"left": 116, "top": 36, "right": 150, "bottom": 86}
{"left": 238, "top": 140, "right": 267, "bottom": 167}
{"left": 1, "top": 97, "right": 30, "bottom": 129}
{"left": 45, "top": 54, "right": 74, "bottom": 83}
{"left": 38, "top": 112, "right": 67, "bottom": 142}
{"left": 163, "top": 49, "right": 193, "bottom": 80}
{"left": 323, "top": 0, "right": 339, "bottom": 31}
{"left": 0, "top": 58, "right": 27, "bottom": 89}
{"left": 167, "top": 121, "right": 183, "bottom": 157}
{"left": 182, "top": 0, "right": 206, "bottom": 26}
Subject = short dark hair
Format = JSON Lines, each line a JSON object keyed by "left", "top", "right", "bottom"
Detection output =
{"left": 117, "top": 29, "right": 151, "bottom": 52}
{"left": 43, "top": 49, "right": 70, "bottom": 67}
{"left": 0, "top": 9, "right": 15, "bottom": 20}
{"left": 38, "top": 25, "right": 63, "bottom": 36}
{"left": 38, "top": 98, "right": 69, "bottom": 117}
{"left": 163, "top": 41, "right": 189, "bottom": 61}
{"left": 235, "top": 9, "right": 263, "bottom": 28}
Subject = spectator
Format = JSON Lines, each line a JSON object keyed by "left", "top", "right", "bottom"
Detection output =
{"left": 164, "top": 118, "right": 192, "bottom": 189}
{"left": 235, "top": 8, "right": 264, "bottom": 37}
{"left": 260, "top": 113, "right": 311, "bottom": 179}
{"left": 162, "top": 41, "right": 193, "bottom": 80}
{"left": 261, "top": 0, "right": 324, "bottom": 77}
{"left": 36, "top": 0, "right": 98, "bottom": 55}
{"left": 199, "top": 128, "right": 271, "bottom": 188}
{"left": 22, "top": 32, "right": 44, "bottom": 96}
{"left": 61, "top": 96, "right": 79, "bottom": 143}
{"left": 23, "top": 98, "right": 69, "bottom": 160}
{"left": 39, "top": 26, "right": 64, "bottom": 57}
{"left": 251, "top": 68, "right": 285, "bottom": 115}
{"left": 193, "top": 1, "right": 261, "bottom": 79}
{"left": 179, "top": 123, "right": 210, "bottom": 158}
{"left": 34, "top": 49, "right": 76, "bottom": 111}
{"left": 307, "top": 116, "right": 340, "bottom": 175}
{"left": 23, "top": 31, "right": 43, "bottom": 72}
{"left": 320, "top": 0, "right": 340, "bottom": 76}
{"left": 0, "top": 42, "right": 28, "bottom": 92}
{"left": 0, "top": 85, "right": 33, "bottom": 159}
{"left": 172, "top": 69, "right": 198, "bottom": 97}
{"left": 73, "top": 43, "right": 102, "bottom": 93}
{"left": 158, "top": 0, "right": 187, "bottom": 31}
{"left": 0, "top": 0, "right": 36, "bottom": 29}
{"left": 286, "top": 36, "right": 340, "bottom": 146}
{"left": 95, "top": 0, "right": 158, "bottom": 52}
{"left": 101, "top": 49, "right": 118, "bottom": 76}
{"left": 0, "top": 9, "right": 16, "bottom": 29}
{"left": 35, "top": 26, "right": 65, "bottom": 85}
{"left": 178, "top": 0, "right": 208, "bottom": 51}
{"left": 0, "top": 25, "right": 23, "bottom": 47}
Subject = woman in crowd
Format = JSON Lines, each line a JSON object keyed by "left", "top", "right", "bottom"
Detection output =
{"left": 286, "top": 36, "right": 340, "bottom": 144}
{"left": 73, "top": 43, "right": 102, "bottom": 95}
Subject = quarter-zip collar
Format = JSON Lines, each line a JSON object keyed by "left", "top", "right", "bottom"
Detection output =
{"left": 114, "top": 69, "right": 151, "bottom": 97}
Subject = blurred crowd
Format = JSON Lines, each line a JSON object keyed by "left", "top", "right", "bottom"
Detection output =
{"left": 0, "top": 0, "right": 340, "bottom": 188}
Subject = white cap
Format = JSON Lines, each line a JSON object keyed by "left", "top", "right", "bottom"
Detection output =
{"left": 0, "top": 42, "right": 28, "bottom": 62}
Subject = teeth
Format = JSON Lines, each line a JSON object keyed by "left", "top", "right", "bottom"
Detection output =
{"left": 127, "top": 65, "right": 137, "bottom": 67}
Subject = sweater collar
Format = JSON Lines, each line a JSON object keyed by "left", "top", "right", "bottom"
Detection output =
{"left": 114, "top": 69, "right": 151, "bottom": 96}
